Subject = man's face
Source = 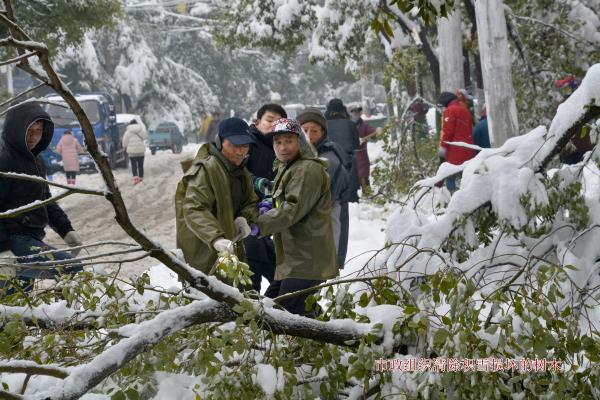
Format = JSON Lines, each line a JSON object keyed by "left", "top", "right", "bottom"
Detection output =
{"left": 221, "top": 138, "right": 250, "bottom": 166}
{"left": 273, "top": 133, "right": 300, "bottom": 162}
{"left": 26, "top": 120, "right": 44, "bottom": 150}
{"left": 350, "top": 110, "right": 361, "bottom": 119}
{"left": 256, "top": 111, "right": 283, "bottom": 135}
{"left": 302, "top": 122, "right": 325, "bottom": 146}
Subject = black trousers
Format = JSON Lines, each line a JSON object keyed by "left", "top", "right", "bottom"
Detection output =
{"left": 264, "top": 278, "right": 324, "bottom": 316}
{"left": 337, "top": 202, "right": 349, "bottom": 268}
{"left": 244, "top": 235, "right": 275, "bottom": 292}
{"left": 65, "top": 171, "right": 77, "bottom": 180}
{"left": 130, "top": 156, "right": 144, "bottom": 178}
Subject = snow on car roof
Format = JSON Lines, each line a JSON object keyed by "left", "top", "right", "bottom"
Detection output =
{"left": 116, "top": 113, "right": 142, "bottom": 124}
{"left": 46, "top": 94, "right": 108, "bottom": 103}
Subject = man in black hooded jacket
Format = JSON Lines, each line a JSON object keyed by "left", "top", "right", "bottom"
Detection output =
{"left": 0, "top": 102, "right": 83, "bottom": 289}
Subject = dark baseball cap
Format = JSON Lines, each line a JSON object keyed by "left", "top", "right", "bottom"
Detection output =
{"left": 218, "top": 117, "right": 255, "bottom": 145}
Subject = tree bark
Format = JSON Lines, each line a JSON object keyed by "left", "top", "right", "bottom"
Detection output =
{"left": 475, "top": 0, "right": 519, "bottom": 146}
{"left": 437, "top": 1, "right": 464, "bottom": 93}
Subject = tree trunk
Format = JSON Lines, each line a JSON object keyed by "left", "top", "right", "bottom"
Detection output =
{"left": 437, "top": 1, "right": 464, "bottom": 93}
{"left": 475, "top": 0, "right": 519, "bottom": 146}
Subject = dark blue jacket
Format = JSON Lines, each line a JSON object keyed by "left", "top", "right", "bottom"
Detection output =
{"left": 316, "top": 138, "right": 350, "bottom": 203}
{"left": 472, "top": 116, "right": 490, "bottom": 150}
{"left": 326, "top": 118, "right": 360, "bottom": 202}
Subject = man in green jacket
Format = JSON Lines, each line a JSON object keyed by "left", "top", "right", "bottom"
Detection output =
{"left": 175, "top": 117, "right": 259, "bottom": 275}
{"left": 252, "top": 118, "right": 337, "bottom": 315}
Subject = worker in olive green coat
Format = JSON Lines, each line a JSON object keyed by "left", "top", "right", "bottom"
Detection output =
{"left": 175, "top": 117, "right": 259, "bottom": 274}
{"left": 250, "top": 118, "right": 337, "bottom": 315}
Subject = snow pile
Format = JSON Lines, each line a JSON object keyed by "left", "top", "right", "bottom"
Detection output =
{"left": 253, "top": 363, "right": 284, "bottom": 396}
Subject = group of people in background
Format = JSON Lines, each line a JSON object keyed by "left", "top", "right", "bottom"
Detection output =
{"left": 176, "top": 99, "right": 376, "bottom": 315}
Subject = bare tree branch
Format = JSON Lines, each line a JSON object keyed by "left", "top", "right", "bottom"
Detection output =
{"left": 0, "top": 361, "right": 69, "bottom": 379}
{"left": 0, "top": 50, "right": 36, "bottom": 66}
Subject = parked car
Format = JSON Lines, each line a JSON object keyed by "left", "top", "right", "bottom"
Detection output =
{"left": 149, "top": 122, "right": 185, "bottom": 154}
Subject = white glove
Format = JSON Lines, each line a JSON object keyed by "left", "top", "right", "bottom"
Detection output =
{"left": 63, "top": 231, "right": 83, "bottom": 256}
{"left": 233, "top": 216, "right": 251, "bottom": 240}
{"left": 438, "top": 146, "right": 446, "bottom": 158}
{"left": 213, "top": 238, "right": 234, "bottom": 255}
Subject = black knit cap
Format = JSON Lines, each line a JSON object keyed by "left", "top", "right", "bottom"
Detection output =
{"left": 326, "top": 98, "right": 345, "bottom": 113}
{"left": 437, "top": 92, "right": 458, "bottom": 107}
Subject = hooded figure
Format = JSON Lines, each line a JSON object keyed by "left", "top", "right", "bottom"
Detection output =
{"left": 0, "top": 102, "right": 82, "bottom": 285}
{"left": 254, "top": 118, "right": 337, "bottom": 315}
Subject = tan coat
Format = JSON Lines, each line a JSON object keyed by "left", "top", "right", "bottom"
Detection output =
{"left": 56, "top": 134, "right": 84, "bottom": 172}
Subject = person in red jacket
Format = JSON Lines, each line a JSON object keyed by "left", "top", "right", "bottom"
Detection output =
{"left": 437, "top": 91, "right": 476, "bottom": 192}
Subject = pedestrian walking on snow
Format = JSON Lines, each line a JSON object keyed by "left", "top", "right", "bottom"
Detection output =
{"left": 55, "top": 130, "right": 85, "bottom": 185}
{"left": 122, "top": 119, "right": 148, "bottom": 185}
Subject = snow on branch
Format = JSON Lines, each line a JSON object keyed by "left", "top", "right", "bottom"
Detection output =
{"left": 0, "top": 301, "right": 100, "bottom": 329}
{"left": 32, "top": 299, "right": 233, "bottom": 400}
{"left": 0, "top": 190, "right": 70, "bottom": 219}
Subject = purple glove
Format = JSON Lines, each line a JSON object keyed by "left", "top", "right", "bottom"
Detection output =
{"left": 258, "top": 199, "right": 273, "bottom": 215}
{"left": 250, "top": 224, "right": 260, "bottom": 236}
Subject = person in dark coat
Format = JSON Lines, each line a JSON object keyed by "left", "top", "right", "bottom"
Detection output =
{"left": 350, "top": 105, "right": 376, "bottom": 193}
{"left": 298, "top": 108, "right": 350, "bottom": 269}
{"left": 324, "top": 98, "right": 359, "bottom": 268}
{"left": 0, "top": 102, "right": 83, "bottom": 290}
{"left": 243, "top": 103, "right": 287, "bottom": 292}
{"left": 472, "top": 108, "right": 490, "bottom": 151}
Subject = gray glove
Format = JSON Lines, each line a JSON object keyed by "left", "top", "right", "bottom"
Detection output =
{"left": 233, "top": 217, "right": 252, "bottom": 240}
{"left": 213, "top": 238, "right": 234, "bottom": 255}
{"left": 63, "top": 231, "right": 83, "bottom": 256}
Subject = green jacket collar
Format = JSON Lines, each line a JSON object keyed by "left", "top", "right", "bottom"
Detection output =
{"left": 208, "top": 143, "right": 248, "bottom": 176}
